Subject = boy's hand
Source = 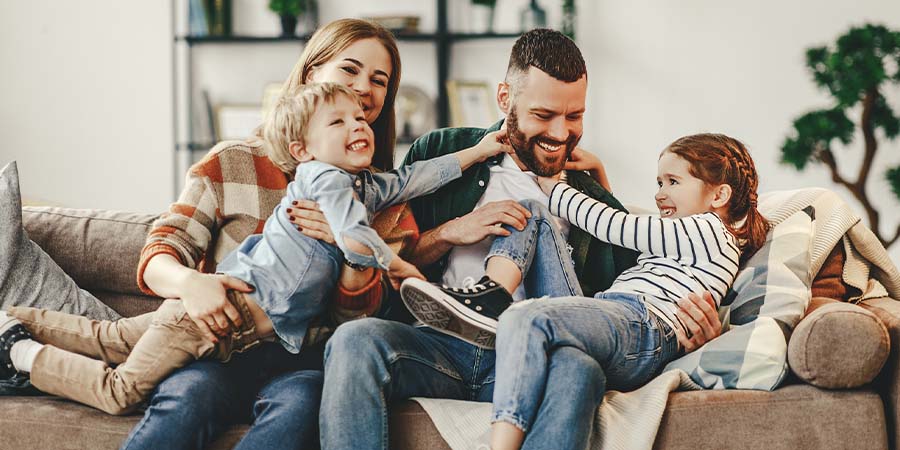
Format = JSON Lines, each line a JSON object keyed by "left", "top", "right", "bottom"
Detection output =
{"left": 387, "top": 257, "right": 425, "bottom": 290}
{"left": 473, "top": 129, "right": 514, "bottom": 161}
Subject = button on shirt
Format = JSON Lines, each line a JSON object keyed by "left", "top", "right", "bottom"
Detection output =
{"left": 441, "top": 154, "right": 570, "bottom": 301}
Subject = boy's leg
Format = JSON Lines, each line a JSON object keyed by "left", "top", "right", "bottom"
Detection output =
{"left": 321, "top": 318, "right": 495, "bottom": 450}
{"left": 487, "top": 199, "right": 582, "bottom": 299}
{"left": 28, "top": 299, "right": 229, "bottom": 415}
{"left": 9, "top": 306, "right": 153, "bottom": 365}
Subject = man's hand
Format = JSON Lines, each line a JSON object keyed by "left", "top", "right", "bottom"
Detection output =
{"left": 386, "top": 257, "right": 425, "bottom": 290}
{"left": 178, "top": 272, "right": 253, "bottom": 343}
{"left": 673, "top": 291, "right": 722, "bottom": 352}
{"left": 439, "top": 200, "right": 532, "bottom": 246}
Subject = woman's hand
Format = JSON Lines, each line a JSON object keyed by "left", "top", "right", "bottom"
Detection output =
{"left": 178, "top": 271, "right": 253, "bottom": 343}
{"left": 286, "top": 200, "right": 335, "bottom": 245}
{"left": 673, "top": 291, "right": 723, "bottom": 352}
{"left": 386, "top": 256, "right": 425, "bottom": 290}
{"left": 565, "top": 147, "right": 611, "bottom": 192}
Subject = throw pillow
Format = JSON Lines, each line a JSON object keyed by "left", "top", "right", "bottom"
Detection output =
{"left": 0, "top": 161, "right": 121, "bottom": 321}
{"left": 664, "top": 207, "right": 813, "bottom": 390}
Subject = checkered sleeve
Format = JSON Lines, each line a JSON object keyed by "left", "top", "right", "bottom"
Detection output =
{"left": 136, "top": 153, "right": 224, "bottom": 296}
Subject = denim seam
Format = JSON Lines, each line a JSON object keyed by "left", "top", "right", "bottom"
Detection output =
{"left": 540, "top": 217, "right": 580, "bottom": 296}
{"left": 490, "top": 410, "right": 530, "bottom": 433}
{"left": 387, "top": 352, "right": 463, "bottom": 382}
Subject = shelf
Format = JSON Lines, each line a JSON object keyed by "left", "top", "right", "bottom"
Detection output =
{"left": 176, "top": 32, "right": 519, "bottom": 45}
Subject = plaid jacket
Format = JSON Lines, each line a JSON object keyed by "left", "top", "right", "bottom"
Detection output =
{"left": 137, "top": 140, "right": 419, "bottom": 335}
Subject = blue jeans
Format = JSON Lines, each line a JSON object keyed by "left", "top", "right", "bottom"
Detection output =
{"left": 319, "top": 318, "right": 606, "bottom": 450}
{"left": 492, "top": 292, "right": 681, "bottom": 450}
{"left": 121, "top": 342, "right": 323, "bottom": 450}
{"left": 488, "top": 199, "right": 582, "bottom": 299}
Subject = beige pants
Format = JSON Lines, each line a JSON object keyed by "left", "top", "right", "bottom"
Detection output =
{"left": 8, "top": 291, "right": 262, "bottom": 415}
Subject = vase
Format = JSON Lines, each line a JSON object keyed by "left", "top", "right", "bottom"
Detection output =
{"left": 280, "top": 15, "right": 298, "bottom": 36}
{"left": 202, "top": 0, "right": 231, "bottom": 36}
{"left": 470, "top": 4, "right": 495, "bottom": 34}
{"left": 520, "top": 0, "right": 546, "bottom": 31}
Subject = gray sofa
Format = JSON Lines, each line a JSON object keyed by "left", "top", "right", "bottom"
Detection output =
{"left": 2, "top": 205, "right": 897, "bottom": 450}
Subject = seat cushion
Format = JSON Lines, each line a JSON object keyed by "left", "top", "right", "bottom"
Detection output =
{"left": 654, "top": 384, "right": 887, "bottom": 449}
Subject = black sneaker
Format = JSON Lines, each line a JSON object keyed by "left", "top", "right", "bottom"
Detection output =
{"left": 400, "top": 276, "right": 513, "bottom": 349}
{"left": 0, "top": 313, "right": 31, "bottom": 380}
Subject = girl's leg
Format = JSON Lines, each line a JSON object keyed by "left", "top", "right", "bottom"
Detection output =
{"left": 486, "top": 199, "right": 582, "bottom": 299}
{"left": 491, "top": 294, "right": 678, "bottom": 449}
{"left": 9, "top": 305, "right": 153, "bottom": 365}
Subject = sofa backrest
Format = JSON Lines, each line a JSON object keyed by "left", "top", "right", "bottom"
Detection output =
{"left": 22, "top": 207, "right": 159, "bottom": 305}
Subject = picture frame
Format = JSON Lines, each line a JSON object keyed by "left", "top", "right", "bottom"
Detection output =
{"left": 215, "top": 104, "right": 263, "bottom": 141}
{"left": 446, "top": 80, "right": 498, "bottom": 128}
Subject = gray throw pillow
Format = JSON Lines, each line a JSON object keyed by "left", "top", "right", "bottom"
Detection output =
{"left": 0, "top": 161, "right": 121, "bottom": 321}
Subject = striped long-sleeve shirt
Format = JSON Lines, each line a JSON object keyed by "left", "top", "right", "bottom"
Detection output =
{"left": 548, "top": 183, "right": 741, "bottom": 334}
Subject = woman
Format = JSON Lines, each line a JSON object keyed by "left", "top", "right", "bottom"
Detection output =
{"left": 121, "top": 19, "right": 410, "bottom": 450}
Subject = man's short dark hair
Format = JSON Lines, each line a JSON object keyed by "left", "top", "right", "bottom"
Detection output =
{"left": 506, "top": 28, "right": 587, "bottom": 90}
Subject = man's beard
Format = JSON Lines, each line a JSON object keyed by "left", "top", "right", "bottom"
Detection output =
{"left": 506, "top": 108, "right": 580, "bottom": 177}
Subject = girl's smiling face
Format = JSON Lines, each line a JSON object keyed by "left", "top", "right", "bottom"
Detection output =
{"left": 655, "top": 151, "right": 720, "bottom": 219}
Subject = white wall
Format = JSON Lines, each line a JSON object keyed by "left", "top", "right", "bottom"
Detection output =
{"left": 576, "top": 0, "right": 900, "bottom": 263}
{"left": 0, "top": 1, "right": 173, "bottom": 213}
{"left": 2, "top": 0, "right": 899, "bottom": 264}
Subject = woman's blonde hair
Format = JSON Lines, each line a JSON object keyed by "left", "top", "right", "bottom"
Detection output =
{"left": 276, "top": 18, "right": 400, "bottom": 172}
{"left": 262, "top": 82, "right": 361, "bottom": 175}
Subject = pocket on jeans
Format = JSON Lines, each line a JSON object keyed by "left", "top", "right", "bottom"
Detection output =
{"left": 622, "top": 320, "right": 662, "bottom": 361}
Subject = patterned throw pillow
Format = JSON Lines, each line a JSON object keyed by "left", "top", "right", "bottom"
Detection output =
{"left": 664, "top": 207, "right": 813, "bottom": 390}
{"left": 0, "top": 162, "right": 121, "bottom": 321}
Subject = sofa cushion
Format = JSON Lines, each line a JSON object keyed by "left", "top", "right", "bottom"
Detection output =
{"left": 654, "top": 384, "right": 887, "bottom": 449}
{"left": 664, "top": 207, "right": 813, "bottom": 390}
{"left": 0, "top": 162, "right": 120, "bottom": 321}
{"left": 788, "top": 301, "right": 890, "bottom": 389}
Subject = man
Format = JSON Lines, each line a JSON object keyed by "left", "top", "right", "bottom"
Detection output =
{"left": 320, "top": 29, "right": 720, "bottom": 449}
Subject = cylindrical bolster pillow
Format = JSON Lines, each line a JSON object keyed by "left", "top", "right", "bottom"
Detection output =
{"left": 788, "top": 301, "right": 890, "bottom": 389}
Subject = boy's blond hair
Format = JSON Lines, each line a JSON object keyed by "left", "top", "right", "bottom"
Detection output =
{"left": 262, "top": 82, "right": 361, "bottom": 174}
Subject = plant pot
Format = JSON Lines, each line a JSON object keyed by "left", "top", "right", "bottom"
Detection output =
{"left": 280, "top": 15, "right": 298, "bottom": 36}
{"left": 470, "top": 4, "right": 495, "bottom": 34}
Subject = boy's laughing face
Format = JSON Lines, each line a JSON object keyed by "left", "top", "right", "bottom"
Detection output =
{"left": 301, "top": 94, "right": 375, "bottom": 174}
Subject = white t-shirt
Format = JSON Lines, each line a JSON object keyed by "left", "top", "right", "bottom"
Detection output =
{"left": 441, "top": 154, "right": 570, "bottom": 300}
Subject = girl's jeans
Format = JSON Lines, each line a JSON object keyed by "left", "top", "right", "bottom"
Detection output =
{"left": 492, "top": 292, "right": 681, "bottom": 449}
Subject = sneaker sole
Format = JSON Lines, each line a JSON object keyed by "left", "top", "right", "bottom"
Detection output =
{"left": 400, "top": 279, "right": 497, "bottom": 349}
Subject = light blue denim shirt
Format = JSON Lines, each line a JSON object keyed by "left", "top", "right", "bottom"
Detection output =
{"left": 295, "top": 154, "right": 461, "bottom": 270}
{"left": 217, "top": 153, "right": 462, "bottom": 353}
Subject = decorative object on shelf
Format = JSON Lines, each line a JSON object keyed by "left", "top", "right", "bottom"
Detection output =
{"left": 203, "top": 0, "right": 231, "bottom": 36}
{"left": 520, "top": 0, "right": 546, "bottom": 31}
{"left": 215, "top": 105, "right": 263, "bottom": 141}
{"left": 470, "top": 0, "right": 496, "bottom": 34}
{"left": 395, "top": 84, "right": 436, "bottom": 144}
{"left": 446, "top": 80, "right": 498, "bottom": 128}
{"left": 268, "top": 0, "right": 317, "bottom": 36}
{"left": 188, "top": 0, "right": 208, "bottom": 36}
{"left": 365, "top": 16, "right": 421, "bottom": 34}
{"left": 781, "top": 24, "right": 900, "bottom": 249}
{"left": 561, "top": 0, "right": 576, "bottom": 39}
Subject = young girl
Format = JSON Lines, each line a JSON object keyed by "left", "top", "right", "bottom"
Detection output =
{"left": 0, "top": 83, "right": 509, "bottom": 415}
{"left": 404, "top": 133, "right": 767, "bottom": 448}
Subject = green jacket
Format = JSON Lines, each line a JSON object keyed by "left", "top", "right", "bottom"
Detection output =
{"left": 403, "top": 121, "right": 638, "bottom": 297}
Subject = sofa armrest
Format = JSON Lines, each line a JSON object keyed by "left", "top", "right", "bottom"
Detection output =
{"left": 860, "top": 297, "right": 900, "bottom": 449}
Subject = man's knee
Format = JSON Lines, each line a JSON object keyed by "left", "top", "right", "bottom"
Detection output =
{"left": 325, "top": 318, "right": 402, "bottom": 369}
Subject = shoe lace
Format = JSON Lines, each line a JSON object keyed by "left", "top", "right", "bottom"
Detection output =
{"left": 446, "top": 276, "right": 484, "bottom": 294}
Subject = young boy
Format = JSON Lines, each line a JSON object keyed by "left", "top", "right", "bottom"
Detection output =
{"left": 0, "top": 82, "right": 509, "bottom": 415}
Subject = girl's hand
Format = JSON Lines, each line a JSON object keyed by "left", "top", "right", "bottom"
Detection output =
{"left": 386, "top": 257, "right": 425, "bottom": 290}
{"left": 565, "top": 147, "right": 612, "bottom": 192}
{"left": 286, "top": 199, "right": 335, "bottom": 245}
{"left": 536, "top": 176, "right": 558, "bottom": 196}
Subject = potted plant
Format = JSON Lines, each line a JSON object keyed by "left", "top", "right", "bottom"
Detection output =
{"left": 269, "top": 0, "right": 305, "bottom": 36}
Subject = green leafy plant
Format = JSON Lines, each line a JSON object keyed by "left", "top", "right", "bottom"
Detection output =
{"left": 781, "top": 24, "right": 900, "bottom": 247}
{"left": 268, "top": 0, "right": 305, "bottom": 17}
